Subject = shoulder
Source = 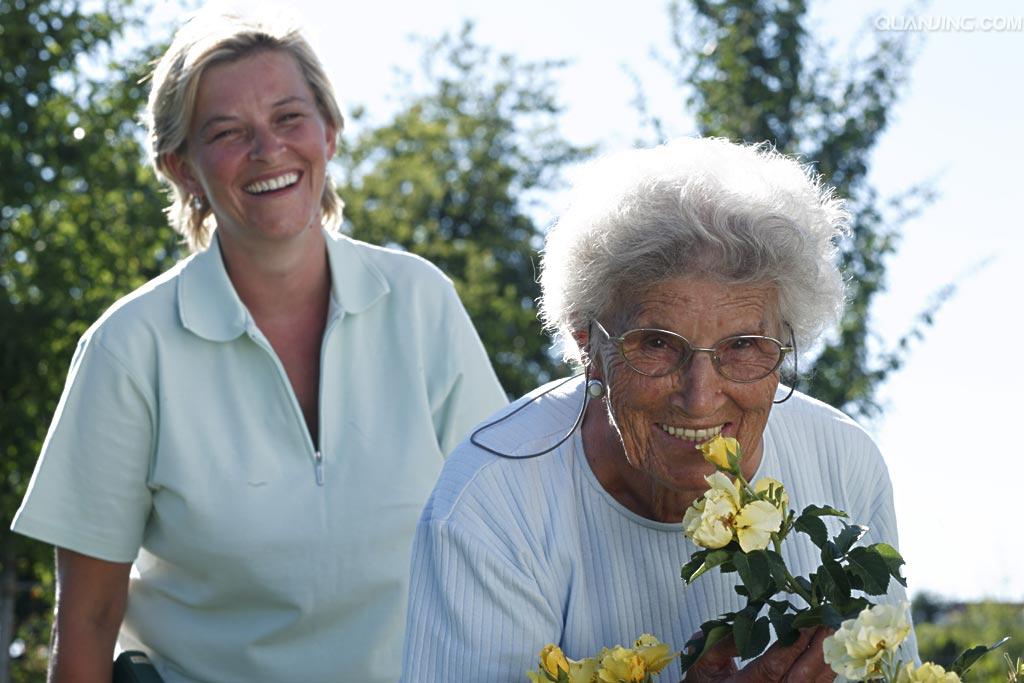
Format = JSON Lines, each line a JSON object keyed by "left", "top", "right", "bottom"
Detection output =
{"left": 79, "top": 257, "right": 190, "bottom": 363}
{"left": 329, "top": 232, "right": 455, "bottom": 296}
{"left": 422, "top": 378, "right": 585, "bottom": 529}
{"left": 768, "top": 389, "right": 889, "bottom": 494}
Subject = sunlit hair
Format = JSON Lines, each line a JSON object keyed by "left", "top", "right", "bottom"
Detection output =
{"left": 144, "top": 7, "right": 344, "bottom": 252}
{"left": 539, "top": 137, "right": 850, "bottom": 366}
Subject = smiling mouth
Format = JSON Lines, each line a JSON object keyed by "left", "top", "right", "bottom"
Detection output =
{"left": 659, "top": 423, "right": 724, "bottom": 443}
{"left": 244, "top": 171, "right": 300, "bottom": 194}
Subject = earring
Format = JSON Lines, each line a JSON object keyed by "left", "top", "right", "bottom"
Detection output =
{"left": 191, "top": 195, "right": 205, "bottom": 211}
{"left": 586, "top": 378, "right": 606, "bottom": 399}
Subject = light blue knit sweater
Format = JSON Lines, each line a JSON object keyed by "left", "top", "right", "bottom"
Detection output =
{"left": 401, "top": 378, "right": 915, "bottom": 681}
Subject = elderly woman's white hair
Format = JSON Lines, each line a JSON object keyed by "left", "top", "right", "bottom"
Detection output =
{"left": 539, "top": 137, "right": 850, "bottom": 365}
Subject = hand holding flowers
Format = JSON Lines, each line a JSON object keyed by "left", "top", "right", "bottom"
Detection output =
{"left": 679, "top": 434, "right": 1008, "bottom": 681}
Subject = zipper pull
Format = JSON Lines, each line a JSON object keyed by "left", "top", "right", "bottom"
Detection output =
{"left": 314, "top": 450, "right": 324, "bottom": 486}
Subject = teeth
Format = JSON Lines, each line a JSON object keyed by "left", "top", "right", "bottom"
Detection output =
{"left": 660, "top": 423, "right": 724, "bottom": 441}
{"left": 244, "top": 172, "right": 299, "bottom": 194}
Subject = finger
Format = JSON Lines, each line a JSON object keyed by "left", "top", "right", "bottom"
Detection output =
{"left": 683, "top": 632, "right": 739, "bottom": 683}
{"left": 786, "top": 628, "right": 836, "bottom": 683}
{"left": 736, "top": 627, "right": 816, "bottom": 682}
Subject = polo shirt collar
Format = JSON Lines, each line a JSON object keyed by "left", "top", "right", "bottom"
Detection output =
{"left": 178, "top": 229, "right": 390, "bottom": 342}
{"left": 323, "top": 230, "right": 390, "bottom": 315}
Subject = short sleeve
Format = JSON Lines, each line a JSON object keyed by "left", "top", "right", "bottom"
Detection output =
{"left": 11, "top": 330, "right": 155, "bottom": 562}
{"left": 430, "top": 287, "right": 507, "bottom": 456}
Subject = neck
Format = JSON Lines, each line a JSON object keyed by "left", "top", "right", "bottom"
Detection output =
{"left": 217, "top": 226, "right": 330, "bottom": 320}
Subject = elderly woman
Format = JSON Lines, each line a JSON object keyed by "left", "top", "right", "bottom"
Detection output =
{"left": 11, "top": 8, "right": 505, "bottom": 682}
{"left": 401, "top": 138, "right": 914, "bottom": 681}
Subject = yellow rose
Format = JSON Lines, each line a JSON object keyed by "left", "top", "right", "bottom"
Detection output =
{"left": 896, "top": 662, "right": 962, "bottom": 683}
{"left": 567, "top": 657, "right": 598, "bottom": 683}
{"left": 633, "top": 634, "right": 675, "bottom": 673}
{"left": 540, "top": 644, "right": 570, "bottom": 677}
{"left": 698, "top": 435, "right": 740, "bottom": 470}
{"left": 753, "top": 476, "right": 788, "bottom": 515}
{"left": 597, "top": 646, "right": 647, "bottom": 682}
{"left": 734, "top": 500, "right": 783, "bottom": 552}
{"left": 682, "top": 472, "right": 740, "bottom": 549}
{"left": 823, "top": 603, "right": 912, "bottom": 680}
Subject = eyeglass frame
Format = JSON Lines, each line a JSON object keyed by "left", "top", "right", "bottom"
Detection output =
{"left": 590, "top": 319, "right": 795, "bottom": 384}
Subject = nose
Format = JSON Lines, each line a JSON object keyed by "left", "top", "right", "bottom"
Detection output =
{"left": 672, "top": 352, "right": 724, "bottom": 416}
{"left": 249, "top": 125, "right": 284, "bottom": 161}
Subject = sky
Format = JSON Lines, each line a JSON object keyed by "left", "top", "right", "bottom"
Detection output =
{"left": 145, "top": 0, "right": 1024, "bottom": 601}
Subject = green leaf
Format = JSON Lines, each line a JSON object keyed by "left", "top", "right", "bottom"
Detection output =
{"left": 800, "top": 504, "right": 849, "bottom": 519}
{"left": 794, "top": 514, "right": 829, "bottom": 548}
{"left": 734, "top": 610, "right": 771, "bottom": 660}
{"left": 733, "top": 550, "right": 775, "bottom": 601}
{"left": 846, "top": 546, "right": 892, "bottom": 596}
{"left": 815, "top": 557, "right": 852, "bottom": 603}
{"left": 679, "top": 621, "right": 733, "bottom": 673}
{"left": 833, "top": 523, "right": 868, "bottom": 555}
{"left": 869, "top": 542, "right": 908, "bottom": 587}
{"left": 950, "top": 637, "right": 1010, "bottom": 676}
{"left": 765, "top": 550, "right": 791, "bottom": 590}
{"left": 682, "top": 549, "right": 733, "bottom": 583}
{"left": 768, "top": 605, "right": 797, "bottom": 645}
{"left": 792, "top": 604, "right": 844, "bottom": 630}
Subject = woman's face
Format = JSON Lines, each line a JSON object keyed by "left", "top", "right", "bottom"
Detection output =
{"left": 166, "top": 50, "right": 336, "bottom": 249}
{"left": 589, "top": 277, "right": 782, "bottom": 519}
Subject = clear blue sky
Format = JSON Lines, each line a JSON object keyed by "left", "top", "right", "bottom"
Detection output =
{"left": 147, "top": 0, "right": 1024, "bottom": 601}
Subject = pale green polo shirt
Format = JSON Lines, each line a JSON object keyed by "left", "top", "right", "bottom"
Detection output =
{"left": 12, "top": 229, "right": 507, "bottom": 682}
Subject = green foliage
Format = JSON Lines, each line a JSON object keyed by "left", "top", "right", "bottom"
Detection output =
{"left": 643, "top": 0, "right": 945, "bottom": 418}
{"left": 336, "top": 24, "right": 591, "bottom": 397}
{"left": 914, "top": 596, "right": 1024, "bottom": 683}
{"left": 1, "top": 0, "right": 180, "bottom": 676}
{"left": 679, "top": 497, "right": 905, "bottom": 669}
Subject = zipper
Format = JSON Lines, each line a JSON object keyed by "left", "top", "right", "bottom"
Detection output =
{"left": 247, "top": 318, "right": 334, "bottom": 487}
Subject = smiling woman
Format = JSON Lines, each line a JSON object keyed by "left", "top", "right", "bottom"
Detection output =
{"left": 10, "top": 6, "right": 506, "bottom": 682}
{"left": 400, "top": 137, "right": 916, "bottom": 682}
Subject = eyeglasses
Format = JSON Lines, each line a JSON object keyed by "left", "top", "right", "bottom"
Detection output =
{"left": 592, "top": 320, "right": 794, "bottom": 383}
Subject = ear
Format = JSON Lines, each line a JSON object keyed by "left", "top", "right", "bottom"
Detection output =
{"left": 163, "top": 151, "right": 202, "bottom": 197}
{"left": 572, "top": 327, "right": 606, "bottom": 381}
{"left": 324, "top": 122, "right": 338, "bottom": 159}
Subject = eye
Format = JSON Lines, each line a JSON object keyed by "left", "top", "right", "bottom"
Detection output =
{"left": 726, "top": 337, "right": 755, "bottom": 351}
{"left": 209, "top": 128, "right": 240, "bottom": 142}
{"left": 278, "top": 111, "right": 304, "bottom": 124}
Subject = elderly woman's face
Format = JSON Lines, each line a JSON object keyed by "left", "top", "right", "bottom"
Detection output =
{"left": 594, "top": 277, "right": 781, "bottom": 517}
{"left": 167, "top": 50, "right": 336, "bottom": 248}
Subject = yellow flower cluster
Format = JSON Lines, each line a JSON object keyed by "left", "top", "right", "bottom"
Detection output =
{"left": 896, "top": 662, "right": 962, "bottom": 683}
{"left": 823, "top": 603, "right": 912, "bottom": 680}
{"left": 526, "top": 635, "right": 675, "bottom": 683}
{"left": 681, "top": 471, "right": 785, "bottom": 552}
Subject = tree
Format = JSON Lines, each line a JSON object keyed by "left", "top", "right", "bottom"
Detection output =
{"left": 913, "top": 596, "right": 1024, "bottom": 682}
{"left": 635, "top": 0, "right": 945, "bottom": 418}
{"left": 0, "top": 1, "right": 179, "bottom": 679}
{"left": 336, "top": 24, "right": 591, "bottom": 398}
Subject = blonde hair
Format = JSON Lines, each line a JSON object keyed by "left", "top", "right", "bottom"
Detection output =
{"left": 144, "top": 8, "right": 344, "bottom": 251}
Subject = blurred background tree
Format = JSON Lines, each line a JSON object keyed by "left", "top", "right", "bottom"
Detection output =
{"left": 912, "top": 594, "right": 1024, "bottom": 682}
{"left": 632, "top": 0, "right": 948, "bottom": 419}
{"left": 337, "top": 24, "right": 590, "bottom": 396}
{"left": 0, "top": 1, "right": 180, "bottom": 679}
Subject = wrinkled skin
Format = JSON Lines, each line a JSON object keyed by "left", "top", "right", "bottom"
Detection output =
{"left": 581, "top": 277, "right": 782, "bottom": 522}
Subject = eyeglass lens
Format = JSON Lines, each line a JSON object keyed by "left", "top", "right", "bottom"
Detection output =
{"left": 620, "top": 329, "right": 784, "bottom": 381}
